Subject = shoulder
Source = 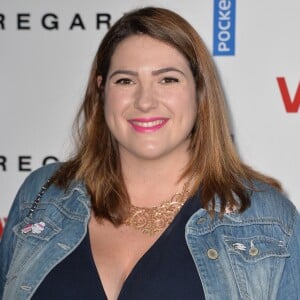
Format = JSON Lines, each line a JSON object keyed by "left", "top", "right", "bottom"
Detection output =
{"left": 244, "top": 181, "right": 298, "bottom": 235}
{"left": 18, "top": 162, "right": 88, "bottom": 210}
{"left": 2, "top": 162, "right": 88, "bottom": 235}
{"left": 9, "top": 162, "right": 67, "bottom": 214}
{"left": 18, "top": 162, "right": 62, "bottom": 199}
{"left": 25, "top": 162, "right": 61, "bottom": 184}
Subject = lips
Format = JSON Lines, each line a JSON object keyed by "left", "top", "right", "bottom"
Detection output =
{"left": 128, "top": 117, "right": 169, "bottom": 132}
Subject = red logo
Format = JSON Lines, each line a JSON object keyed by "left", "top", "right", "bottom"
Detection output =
{"left": 0, "top": 217, "right": 7, "bottom": 238}
{"left": 277, "top": 77, "right": 300, "bottom": 113}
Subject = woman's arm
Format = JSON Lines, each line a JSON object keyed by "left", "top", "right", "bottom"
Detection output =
{"left": 277, "top": 207, "right": 300, "bottom": 299}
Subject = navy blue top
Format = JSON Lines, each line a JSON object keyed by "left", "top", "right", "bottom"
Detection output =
{"left": 33, "top": 194, "right": 205, "bottom": 299}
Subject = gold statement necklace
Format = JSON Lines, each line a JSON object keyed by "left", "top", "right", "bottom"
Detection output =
{"left": 124, "top": 179, "right": 192, "bottom": 235}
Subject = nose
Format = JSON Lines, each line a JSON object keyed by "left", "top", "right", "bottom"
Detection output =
{"left": 134, "top": 82, "right": 158, "bottom": 112}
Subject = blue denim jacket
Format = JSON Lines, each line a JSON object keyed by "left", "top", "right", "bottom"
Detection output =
{"left": 0, "top": 163, "right": 299, "bottom": 299}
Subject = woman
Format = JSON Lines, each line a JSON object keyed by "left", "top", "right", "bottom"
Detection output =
{"left": 0, "top": 7, "right": 299, "bottom": 300}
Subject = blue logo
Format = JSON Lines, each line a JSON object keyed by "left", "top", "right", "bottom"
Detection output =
{"left": 213, "top": 0, "right": 236, "bottom": 56}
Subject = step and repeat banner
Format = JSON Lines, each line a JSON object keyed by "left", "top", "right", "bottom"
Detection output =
{"left": 0, "top": 0, "right": 299, "bottom": 236}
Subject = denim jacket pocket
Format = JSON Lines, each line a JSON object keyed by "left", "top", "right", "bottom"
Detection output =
{"left": 224, "top": 235, "right": 289, "bottom": 262}
{"left": 13, "top": 216, "right": 61, "bottom": 242}
{"left": 6, "top": 217, "right": 61, "bottom": 282}
{"left": 223, "top": 235, "right": 290, "bottom": 299}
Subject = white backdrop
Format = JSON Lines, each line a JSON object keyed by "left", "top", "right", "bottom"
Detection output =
{"left": 1, "top": 0, "right": 299, "bottom": 236}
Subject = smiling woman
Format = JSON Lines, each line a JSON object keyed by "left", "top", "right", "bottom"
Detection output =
{"left": 102, "top": 35, "right": 197, "bottom": 162}
{"left": 0, "top": 6, "right": 299, "bottom": 300}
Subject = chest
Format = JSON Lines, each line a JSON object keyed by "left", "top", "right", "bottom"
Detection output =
{"left": 88, "top": 217, "right": 161, "bottom": 299}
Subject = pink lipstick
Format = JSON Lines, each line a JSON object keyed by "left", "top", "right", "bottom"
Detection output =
{"left": 128, "top": 117, "right": 169, "bottom": 133}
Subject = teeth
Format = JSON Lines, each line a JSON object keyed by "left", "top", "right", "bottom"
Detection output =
{"left": 132, "top": 120, "right": 164, "bottom": 127}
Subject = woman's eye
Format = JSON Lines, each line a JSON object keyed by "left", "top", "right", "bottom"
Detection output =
{"left": 161, "top": 77, "right": 179, "bottom": 84}
{"left": 115, "top": 78, "right": 133, "bottom": 85}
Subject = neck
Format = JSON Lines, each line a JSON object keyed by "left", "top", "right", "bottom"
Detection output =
{"left": 120, "top": 151, "right": 192, "bottom": 207}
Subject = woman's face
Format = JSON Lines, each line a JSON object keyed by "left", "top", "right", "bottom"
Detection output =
{"left": 101, "top": 35, "right": 197, "bottom": 162}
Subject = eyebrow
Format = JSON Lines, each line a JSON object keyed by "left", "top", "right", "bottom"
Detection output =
{"left": 108, "top": 67, "right": 185, "bottom": 79}
{"left": 109, "top": 70, "right": 138, "bottom": 79}
{"left": 151, "top": 67, "right": 185, "bottom": 76}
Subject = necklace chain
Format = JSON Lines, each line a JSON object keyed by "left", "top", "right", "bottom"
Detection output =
{"left": 124, "top": 180, "right": 191, "bottom": 235}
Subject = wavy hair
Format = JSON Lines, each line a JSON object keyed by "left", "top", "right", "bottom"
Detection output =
{"left": 55, "top": 7, "right": 281, "bottom": 224}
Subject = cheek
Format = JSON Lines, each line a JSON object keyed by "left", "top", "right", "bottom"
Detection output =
{"left": 103, "top": 90, "right": 121, "bottom": 122}
{"left": 103, "top": 91, "right": 117, "bottom": 130}
{"left": 167, "top": 89, "right": 197, "bottom": 117}
{"left": 103, "top": 90, "right": 133, "bottom": 132}
{"left": 104, "top": 88, "right": 133, "bottom": 114}
{"left": 103, "top": 97, "right": 113, "bottom": 123}
{"left": 179, "top": 90, "right": 198, "bottom": 128}
{"left": 185, "top": 105, "right": 197, "bottom": 130}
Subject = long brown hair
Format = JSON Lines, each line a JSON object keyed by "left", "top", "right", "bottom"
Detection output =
{"left": 55, "top": 7, "right": 280, "bottom": 224}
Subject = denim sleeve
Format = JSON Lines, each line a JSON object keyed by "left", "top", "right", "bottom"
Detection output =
{"left": 277, "top": 207, "right": 300, "bottom": 299}
{"left": 0, "top": 163, "right": 60, "bottom": 298}
{"left": 0, "top": 176, "right": 28, "bottom": 298}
